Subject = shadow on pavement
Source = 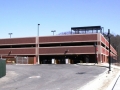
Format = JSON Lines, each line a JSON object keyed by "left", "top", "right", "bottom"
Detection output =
{"left": 76, "top": 72, "right": 86, "bottom": 74}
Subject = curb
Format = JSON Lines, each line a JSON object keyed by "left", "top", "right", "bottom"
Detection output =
{"left": 15, "top": 64, "right": 34, "bottom": 65}
{"left": 77, "top": 63, "right": 97, "bottom": 66}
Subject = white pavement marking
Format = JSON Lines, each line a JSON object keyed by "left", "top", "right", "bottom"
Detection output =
{"left": 29, "top": 76, "right": 41, "bottom": 78}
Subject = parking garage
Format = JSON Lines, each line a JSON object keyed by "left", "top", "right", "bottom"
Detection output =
{"left": 0, "top": 26, "right": 117, "bottom": 64}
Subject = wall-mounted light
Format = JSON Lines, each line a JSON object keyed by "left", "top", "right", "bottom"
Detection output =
{"left": 64, "top": 49, "right": 69, "bottom": 54}
{"left": 66, "top": 49, "right": 69, "bottom": 52}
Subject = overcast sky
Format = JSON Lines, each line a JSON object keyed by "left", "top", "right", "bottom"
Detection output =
{"left": 0, "top": 0, "right": 120, "bottom": 38}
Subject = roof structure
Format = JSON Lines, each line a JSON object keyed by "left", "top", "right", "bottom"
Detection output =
{"left": 71, "top": 26, "right": 103, "bottom": 34}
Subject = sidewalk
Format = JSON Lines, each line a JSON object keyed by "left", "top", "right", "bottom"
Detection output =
{"left": 97, "top": 63, "right": 120, "bottom": 90}
{"left": 77, "top": 63, "right": 120, "bottom": 90}
{"left": 100, "top": 64, "right": 120, "bottom": 90}
{"left": 112, "top": 75, "right": 120, "bottom": 90}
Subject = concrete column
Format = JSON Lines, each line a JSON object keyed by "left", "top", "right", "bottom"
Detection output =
{"left": 35, "top": 36, "right": 39, "bottom": 64}
{"left": 36, "top": 55, "right": 38, "bottom": 64}
{"left": 34, "top": 56, "right": 37, "bottom": 64}
{"left": 103, "top": 55, "right": 104, "bottom": 63}
{"left": 104, "top": 55, "right": 106, "bottom": 63}
{"left": 39, "top": 56, "right": 40, "bottom": 64}
{"left": 99, "top": 34, "right": 102, "bottom": 63}
{"left": 101, "top": 55, "right": 103, "bottom": 63}
{"left": 102, "top": 54, "right": 105, "bottom": 63}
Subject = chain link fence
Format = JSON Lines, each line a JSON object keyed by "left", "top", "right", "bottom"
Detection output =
{"left": 16, "top": 56, "right": 28, "bottom": 64}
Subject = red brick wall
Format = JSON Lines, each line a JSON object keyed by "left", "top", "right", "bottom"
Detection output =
{"left": 106, "top": 41, "right": 109, "bottom": 48}
{"left": 101, "top": 34, "right": 117, "bottom": 55}
{"left": 39, "top": 34, "right": 97, "bottom": 43}
{"left": 0, "top": 37, "right": 35, "bottom": 45}
{"left": 102, "top": 47, "right": 106, "bottom": 54}
{"left": 101, "top": 35, "right": 106, "bottom": 44}
{"left": 34, "top": 57, "right": 36, "bottom": 64}
{"left": 110, "top": 46, "right": 117, "bottom": 55}
{"left": 106, "top": 50, "right": 109, "bottom": 55}
{"left": 39, "top": 46, "right": 95, "bottom": 55}
{"left": 0, "top": 48, "right": 35, "bottom": 55}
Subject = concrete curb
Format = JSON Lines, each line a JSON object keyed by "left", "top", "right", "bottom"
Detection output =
{"left": 77, "top": 63, "right": 98, "bottom": 66}
{"left": 15, "top": 64, "right": 35, "bottom": 65}
{"left": 106, "top": 71, "right": 120, "bottom": 90}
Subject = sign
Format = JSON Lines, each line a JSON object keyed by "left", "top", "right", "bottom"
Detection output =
{"left": 52, "top": 59, "right": 55, "bottom": 64}
{"left": 65, "top": 59, "right": 68, "bottom": 64}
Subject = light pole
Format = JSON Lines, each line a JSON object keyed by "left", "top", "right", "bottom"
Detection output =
{"left": 37, "top": 24, "right": 40, "bottom": 64}
{"left": 38, "top": 24, "right": 40, "bottom": 37}
{"left": 108, "top": 29, "right": 111, "bottom": 72}
{"left": 8, "top": 33, "right": 13, "bottom": 38}
{"left": 51, "top": 30, "right": 56, "bottom": 35}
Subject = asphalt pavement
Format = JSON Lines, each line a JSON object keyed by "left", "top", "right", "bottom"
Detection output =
{"left": 0, "top": 64, "right": 107, "bottom": 90}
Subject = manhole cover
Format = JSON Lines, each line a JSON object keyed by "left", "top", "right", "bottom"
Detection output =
{"left": 29, "top": 76, "right": 41, "bottom": 78}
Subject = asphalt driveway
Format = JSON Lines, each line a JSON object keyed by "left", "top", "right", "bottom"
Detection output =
{"left": 0, "top": 64, "right": 107, "bottom": 90}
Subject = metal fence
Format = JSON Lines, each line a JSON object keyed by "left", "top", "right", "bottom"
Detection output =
{"left": 16, "top": 56, "right": 28, "bottom": 64}
{"left": 0, "top": 59, "right": 6, "bottom": 78}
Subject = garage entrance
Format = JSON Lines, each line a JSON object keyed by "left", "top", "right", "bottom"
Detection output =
{"left": 40, "top": 59, "right": 52, "bottom": 64}
{"left": 40, "top": 54, "right": 96, "bottom": 64}
{"left": 40, "top": 55, "right": 66, "bottom": 64}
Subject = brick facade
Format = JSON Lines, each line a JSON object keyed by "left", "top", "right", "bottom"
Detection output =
{"left": 0, "top": 33, "right": 117, "bottom": 64}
